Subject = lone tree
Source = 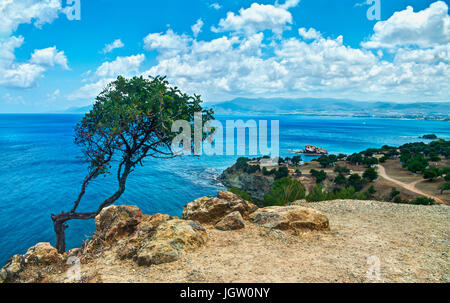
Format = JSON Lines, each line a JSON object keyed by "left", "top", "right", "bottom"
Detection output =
{"left": 51, "top": 75, "right": 213, "bottom": 253}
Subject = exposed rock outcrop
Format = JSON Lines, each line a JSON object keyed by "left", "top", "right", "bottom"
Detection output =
{"left": 0, "top": 255, "right": 24, "bottom": 283}
{"left": 182, "top": 190, "right": 258, "bottom": 224}
{"left": 215, "top": 211, "right": 245, "bottom": 231}
{"left": 94, "top": 205, "right": 143, "bottom": 243}
{"left": 218, "top": 169, "right": 273, "bottom": 201}
{"left": 249, "top": 205, "right": 330, "bottom": 232}
{"left": 24, "top": 242, "right": 63, "bottom": 265}
{"left": 135, "top": 219, "right": 207, "bottom": 266}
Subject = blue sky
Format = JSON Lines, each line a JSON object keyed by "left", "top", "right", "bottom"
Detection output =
{"left": 0, "top": 0, "right": 449, "bottom": 113}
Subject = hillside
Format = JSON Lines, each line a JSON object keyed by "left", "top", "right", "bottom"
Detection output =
{"left": 209, "top": 98, "right": 450, "bottom": 120}
{"left": 1, "top": 192, "right": 448, "bottom": 283}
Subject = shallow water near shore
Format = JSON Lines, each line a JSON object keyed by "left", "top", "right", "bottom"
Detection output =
{"left": 0, "top": 113, "right": 449, "bottom": 265}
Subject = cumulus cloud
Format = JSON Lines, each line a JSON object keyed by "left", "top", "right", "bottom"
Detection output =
{"left": 191, "top": 19, "right": 204, "bottom": 38}
{"left": 143, "top": 29, "right": 191, "bottom": 58}
{"left": 0, "top": 0, "right": 62, "bottom": 37}
{"left": 69, "top": 54, "right": 146, "bottom": 100}
{"left": 95, "top": 54, "right": 145, "bottom": 78}
{"left": 211, "top": 3, "right": 295, "bottom": 35}
{"left": 102, "top": 39, "right": 125, "bottom": 54}
{"left": 30, "top": 46, "right": 69, "bottom": 69}
{"left": 0, "top": 36, "right": 68, "bottom": 88}
{"left": 276, "top": 0, "right": 300, "bottom": 10}
{"left": 0, "top": 0, "right": 70, "bottom": 89}
{"left": 298, "top": 27, "right": 321, "bottom": 40}
{"left": 362, "top": 1, "right": 450, "bottom": 49}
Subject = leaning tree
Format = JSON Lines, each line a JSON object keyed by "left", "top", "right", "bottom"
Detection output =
{"left": 51, "top": 75, "right": 213, "bottom": 253}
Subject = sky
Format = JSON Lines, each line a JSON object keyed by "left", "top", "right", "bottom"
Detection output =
{"left": 0, "top": 0, "right": 449, "bottom": 113}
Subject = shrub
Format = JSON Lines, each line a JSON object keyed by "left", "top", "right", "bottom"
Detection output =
{"left": 363, "top": 167, "right": 378, "bottom": 182}
{"left": 438, "top": 182, "right": 450, "bottom": 194}
{"left": 389, "top": 187, "right": 400, "bottom": 200}
{"left": 334, "top": 173, "right": 347, "bottom": 185}
{"left": 306, "top": 184, "right": 328, "bottom": 202}
{"left": 310, "top": 169, "right": 327, "bottom": 183}
{"left": 263, "top": 177, "right": 306, "bottom": 206}
{"left": 274, "top": 166, "right": 289, "bottom": 180}
{"left": 334, "top": 165, "right": 350, "bottom": 174}
{"left": 347, "top": 173, "right": 365, "bottom": 191}
{"left": 229, "top": 187, "right": 252, "bottom": 202}
{"left": 410, "top": 197, "right": 435, "bottom": 205}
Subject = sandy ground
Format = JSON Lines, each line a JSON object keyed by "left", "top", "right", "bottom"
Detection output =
{"left": 51, "top": 200, "right": 450, "bottom": 283}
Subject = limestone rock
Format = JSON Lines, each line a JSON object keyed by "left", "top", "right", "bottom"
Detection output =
{"left": 218, "top": 168, "right": 273, "bottom": 201}
{"left": 249, "top": 205, "right": 329, "bottom": 232}
{"left": 94, "top": 205, "right": 143, "bottom": 243}
{"left": 136, "top": 219, "right": 207, "bottom": 266}
{"left": 215, "top": 211, "right": 245, "bottom": 231}
{"left": 24, "top": 242, "right": 62, "bottom": 265}
{"left": 0, "top": 254, "right": 24, "bottom": 283}
{"left": 182, "top": 190, "right": 258, "bottom": 224}
{"left": 136, "top": 213, "right": 172, "bottom": 239}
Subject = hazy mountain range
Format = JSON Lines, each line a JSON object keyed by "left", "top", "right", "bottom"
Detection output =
{"left": 64, "top": 98, "right": 450, "bottom": 120}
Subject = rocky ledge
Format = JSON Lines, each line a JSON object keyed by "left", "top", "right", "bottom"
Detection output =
{"left": 0, "top": 191, "right": 329, "bottom": 283}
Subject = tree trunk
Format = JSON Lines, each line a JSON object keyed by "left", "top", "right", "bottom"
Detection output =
{"left": 53, "top": 218, "right": 67, "bottom": 253}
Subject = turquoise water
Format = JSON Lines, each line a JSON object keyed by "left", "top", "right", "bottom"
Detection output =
{"left": 0, "top": 114, "right": 449, "bottom": 265}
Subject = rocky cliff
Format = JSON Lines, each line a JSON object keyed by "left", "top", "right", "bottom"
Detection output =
{"left": 218, "top": 166, "right": 273, "bottom": 201}
{"left": 1, "top": 193, "right": 449, "bottom": 283}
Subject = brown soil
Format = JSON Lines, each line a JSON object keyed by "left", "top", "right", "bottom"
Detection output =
{"left": 32, "top": 200, "right": 449, "bottom": 283}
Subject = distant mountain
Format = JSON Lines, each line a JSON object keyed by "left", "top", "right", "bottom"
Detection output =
{"left": 63, "top": 105, "right": 93, "bottom": 114}
{"left": 208, "top": 98, "right": 450, "bottom": 120}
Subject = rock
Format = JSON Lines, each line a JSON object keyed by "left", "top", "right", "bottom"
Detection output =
{"left": 94, "top": 205, "right": 143, "bottom": 243}
{"left": 249, "top": 206, "right": 329, "bottom": 232}
{"left": 218, "top": 168, "right": 273, "bottom": 201}
{"left": 24, "top": 242, "right": 62, "bottom": 265}
{"left": 215, "top": 211, "right": 245, "bottom": 231}
{"left": 0, "top": 254, "right": 24, "bottom": 283}
{"left": 136, "top": 213, "right": 172, "bottom": 239}
{"left": 136, "top": 219, "right": 207, "bottom": 266}
{"left": 182, "top": 191, "right": 258, "bottom": 224}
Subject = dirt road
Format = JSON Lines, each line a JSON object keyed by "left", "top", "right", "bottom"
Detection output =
{"left": 376, "top": 164, "right": 445, "bottom": 204}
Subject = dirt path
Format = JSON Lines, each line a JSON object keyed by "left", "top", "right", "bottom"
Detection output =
{"left": 376, "top": 165, "right": 445, "bottom": 204}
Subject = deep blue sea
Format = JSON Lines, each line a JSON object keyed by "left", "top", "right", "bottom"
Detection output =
{"left": 0, "top": 114, "right": 449, "bottom": 265}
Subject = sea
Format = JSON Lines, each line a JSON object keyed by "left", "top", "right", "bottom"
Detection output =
{"left": 0, "top": 113, "right": 449, "bottom": 265}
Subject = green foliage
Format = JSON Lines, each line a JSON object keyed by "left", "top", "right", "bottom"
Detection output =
{"left": 274, "top": 166, "right": 289, "bottom": 180}
{"left": 362, "top": 156, "right": 379, "bottom": 167}
{"left": 363, "top": 167, "right": 378, "bottom": 182}
{"left": 263, "top": 177, "right": 306, "bottom": 206}
{"left": 305, "top": 184, "right": 328, "bottom": 202}
{"left": 347, "top": 173, "right": 365, "bottom": 191}
{"left": 291, "top": 155, "right": 302, "bottom": 166}
{"left": 438, "top": 182, "right": 450, "bottom": 194}
{"left": 317, "top": 155, "right": 338, "bottom": 168}
{"left": 379, "top": 155, "right": 389, "bottom": 163}
{"left": 410, "top": 197, "right": 435, "bottom": 205}
{"left": 428, "top": 152, "right": 441, "bottom": 162}
{"left": 229, "top": 187, "right": 252, "bottom": 202}
{"left": 367, "top": 185, "right": 377, "bottom": 196}
{"left": 334, "top": 165, "right": 350, "bottom": 174}
{"left": 234, "top": 157, "right": 260, "bottom": 174}
{"left": 390, "top": 187, "right": 400, "bottom": 200}
{"left": 310, "top": 169, "right": 327, "bottom": 183}
{"left": 423, "top": 168, "right": 439, "bottom": 181}
{"left": 347, "top": 153, "right": 363, "bottom": 165}
{"left": 294, "top": 169, "right": 302, "bottom": 177}
{"left": 405, "top": 153, "right": 429, "bottom": 173}
{"left": 334, "top": 173, "right": 347, "bottom": 185}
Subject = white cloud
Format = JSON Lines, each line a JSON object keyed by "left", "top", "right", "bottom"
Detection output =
{"left": 211, "top": 3, "right": 295, "bottom": 35}
{"left": 102, "top": 39, "right": 124, "bottom": 54}
{"left": 209, "top": 3, "right": 222, "bottom": 10}
{"left": 191, "top": 19, "right": 204, "bottom": 38}
{"left": 298, "top": 27, "right": 321, "bottom": 40}
{"left": 0, "top": 0, "right": 62, "bottom": 37}
{"left": 362, "top": 1, "right": 450, "bottom": 49}
{"left": 143, "top": 29, "right": 191, "bottom": 58}
{"left": 276, "top": 0, "right": 300, "bottom": 10}
{"left": 30, "top": 46, "right": 69, "bottom": 69}
{"left": 69, "top": 54, "right": 146, "bottom": 100}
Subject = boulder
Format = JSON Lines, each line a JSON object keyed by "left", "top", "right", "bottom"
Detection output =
{"left": 182, "top": 190, "right": 258, "bottom": 224}
{"left": 24, "top": 242, "right": 62, "bottom": 265}
{"left": 94, "top": 205, "right": 143, "bottom": 243}
{"left": 136, "top": 213, "right": 172, "bottom": 239}
{"left": 218, "top": 168, "right": 273, "bottom": 201}
{"left": 136, "top": 219, "right": 207, "bottom": 266}
{"left": 0, "top": 254, "right": 24, "bottom": 283}
{"left": 215, "top": 211, "right": 245, "bottom": 231}
{"left": 249, "top": 206, "right": 329, "bottom": 232}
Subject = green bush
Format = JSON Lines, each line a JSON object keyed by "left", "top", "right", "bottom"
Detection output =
{"left": 310, "top": 169, "right": 327, "bottom": 183}
{"left": 274, "top": 166, "right": 289, "bottom": 180}
{"left": 363, "top": 167, "right": 378, "bottom": 182}
{"left": 263, "top": 177, "right": 306, "bottom": 206}
{"left": 410, "top": 197, "right": 435, "bottom": 205}
{"left": 347, "top": 173, "right": 365, "bottom": 191}
{"left": 229, "top": 187, "right": 252, "bottom": 202}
